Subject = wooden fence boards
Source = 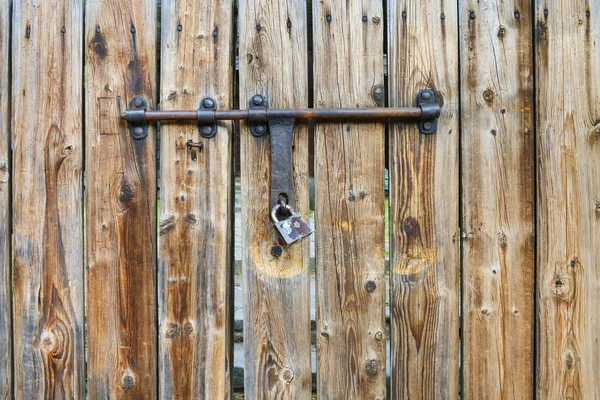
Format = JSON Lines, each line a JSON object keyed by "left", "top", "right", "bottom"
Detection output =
{"left": 238, "top": 1, "right": 312, "bottom": 398}
{"left": 0, "top": 0, "right": 10, "bottom": 397}
{"left": 85, "top": 0, "right": 157, "bottom": 397}
{"left": 313, "top": 1, "right": 387, "bottom": 398}
{"left": 158, "top": 0, "right": 234, "bottom": 398}
{"left": 11, "top": 1, "right": 84, "bottom": 398}
{"left": 460, "top": 0, "right": 535, "bottom": 398}
{"left": 536, "top": 1, "right": 600, "bottom": 398}
{"left": 387, "top": 1, "right": 460, "bottom": 398}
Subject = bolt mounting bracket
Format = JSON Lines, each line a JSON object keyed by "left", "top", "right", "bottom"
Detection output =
{"left": 198, "top": 97, "right": 218, "bottom": 138}
{"left": 128, "top": 96, "right": 149, "bottom": 140}
{"left": 417, "top": 89, "right": 438, "bottom": 134}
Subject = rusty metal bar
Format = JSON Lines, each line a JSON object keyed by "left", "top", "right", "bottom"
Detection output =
{"left": 122, "top": 106, "right": 429, "bottom": 122}
{"left": 123, "top": 90, "right": 441, "bottom": 139}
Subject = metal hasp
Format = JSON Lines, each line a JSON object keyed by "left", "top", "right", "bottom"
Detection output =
{"left": 122, "top": 90, "right": 440, "bottom": 244}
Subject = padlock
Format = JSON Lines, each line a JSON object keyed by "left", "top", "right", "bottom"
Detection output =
{"left": 271, "top": 203, "right": 313, "bottom": 245}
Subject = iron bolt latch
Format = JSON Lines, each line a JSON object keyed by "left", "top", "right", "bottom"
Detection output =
{"left": 121, "top": 89, "right": 441, "bottom": 140}
{"left": 121, "top": 90, "right": 441, "bottom": 245}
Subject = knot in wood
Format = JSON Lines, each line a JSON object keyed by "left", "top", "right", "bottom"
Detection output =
{"left": 497, "top": 26, "right": 507, "bottom": 38}
{"left": 183, "top": 321, "right": 195, "bottom": 336}
{"left": 40, "top": 330, "right": 58, "bottom": 352}
{"left": 552, "top": 276, "right": 573, "bottom": 301}
{"left": 280, "top": 367, "right": 294, "bottom": 382}
{"left": 482, "top": 89, "right": 495, "bottom": 106}
{"left": 498, "top": 231, "right": 508, "bottom": 247}
{"left": 365, "top": 280, "right": 377, "bottom": 293}
{"left": 165, "top": 322, "right": 180, "bottom": 338}
{"left": 364, "top": 359, "right": 381, "bottom": 377}
{"left": 122, "top": 373, "right": 135, "bottom": 391}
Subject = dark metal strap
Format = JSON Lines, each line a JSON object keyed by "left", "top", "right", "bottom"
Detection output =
{"left": 269, "top": 117, "right": 296, "bottom": 208}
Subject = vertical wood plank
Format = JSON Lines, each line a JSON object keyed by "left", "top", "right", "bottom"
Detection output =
{"left": 158, "top": 0, "right": 234, "bottom": 398}
{"left": 313, "top": 1, "right": 387, "bottom": 398}
{"left": 460, "top": 0, "right": 535, "bottom": 398}
{"left": 387, "top": 0, "right": 460, "bottom": 398}
{"left": 239, "top": 0, "right": 312, "bottom": 398}
{"left": 0, "top": 0, "right": 11, "bottom": 397}
{"left": 11, "top": 0, "right": 84, "bottom": 397}
{"left": 85, "top": 0, "right": 157, "bottom": 397}
{"left": 536, "top": 1, "right": 600, "bottom": 397}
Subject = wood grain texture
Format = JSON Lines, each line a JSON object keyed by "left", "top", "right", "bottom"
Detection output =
{"left": 387, "top": 0, "right": 460, "bottom": 398}
{"left": 0, "top": 0, "right": 11, "bottom": 397}
{"left": 536, "top": 1, "right": 600, "bottom": 398}
{"left": 158, "top": 0, "right": 234, "bottom": 398}
{"left": 313, "top": 1, "right": 387, "bottom": 398}
{"left": 11, "top": 0, "right": 84, "bottom": 397}
{"left": 460, "top": 1, "right": 535, "bottom": 398}
{"left": 239, "top": 0, "right": 312, "bottom": 398}
{"left": 85, "top": 0, "right": 157, "bottom": 397}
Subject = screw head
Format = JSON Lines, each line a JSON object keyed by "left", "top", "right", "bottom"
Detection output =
{"left": 134, "top": 98, "right": 143, "bottom": 107}
{"left": 255, "top": 125, "right": 265, "bottom": 134}
{"left": 423, "top": 121, "right": 433, "bottom": 130}
{"left": 201, "top": 125, "right": 213, "bottom": 135}
{"left": 61, "top": 27, "right": 66, "bottom": 33}
{"left": 470, "top": 11, "right": 476, "bottom": 19}
{"left": 93, "top": 42, "right": 104, "bottom": 52}
{"left": 326, "top": 15, "right": 332, "bottom": 22}
{"left": 177, "top": 24, "right": 183, "bottom": 31}
{"left": 133, "top": 126, "right": 144, "bottom": 137}
{"left": 252, "top": 95, "right": 264, "bottom": 106}
{"left": 203, "top": 98, "right": 215, "bottom": 108}
{"left": 362, "top": 16, "right": 368, "bottom": 22}
{"left": 421, "top": 90, "right": 432, "bottom": 100}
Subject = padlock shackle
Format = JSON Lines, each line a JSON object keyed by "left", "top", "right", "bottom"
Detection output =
{"left": 271, "top": 203, "right": 295, "bottom": 223}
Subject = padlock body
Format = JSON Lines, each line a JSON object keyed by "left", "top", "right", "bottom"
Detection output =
{"left": 274, "top": 212, "right": 313, "bottom": 244}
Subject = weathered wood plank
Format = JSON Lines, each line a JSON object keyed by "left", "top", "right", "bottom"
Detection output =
{"left": 158, "top": 0, "right": 234, "bottom": 398}
{"left": 460, "top": 1, "right": 535, "bottom": 398}
{"left": 0, "top": 0, "right": 11, "bottom": 397}
{"left": 313, "top": 2, "right": 387, "bottom": 398}
{"left": 11, "top": 0, "right": 84, "bottom": 397}
{"left": 239, "top": 0, "right": 312, "bottom": 398}
{"left": 85, "top": 0, "right": 157, "bottom": 397}
{"left": 387, "top": 0, "right": 460, "bottom": 398}
{"left": 536, "top": 1, "right": 600, "bottom": 398}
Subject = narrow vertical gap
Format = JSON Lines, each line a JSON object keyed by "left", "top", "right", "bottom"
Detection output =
{"left": 154, "top": 1, "right": 161, "bottom": 397}
{"left": 456, "top": 0, "right": 464, "bottom": 397}
{"left": 381, "top": 0, "right": 391, "bottom": 397}
{"left": 230, "top": 0, "right": 240, "bottom": 396}
{"left": 305, "top": 0, "right": 317, "bottom": 396}
{"left": 232, "top": 0, "right": 244, "bottom": 396}
{"left": 531, "top": 0, "right": 538, "bottom": 397}
{"left": 8, "top": 0, "right": 14, "bottom": 396}
{"left": 80, "top": 0, "right": 87, "bottom": 395}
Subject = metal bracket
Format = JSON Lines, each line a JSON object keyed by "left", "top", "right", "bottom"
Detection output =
{"left": 198, "top": 97, "right": 217, "bottom": 138}
{"left": 129, "top": 96, "right": 148, "bottom": 140}
{"left": 249, "top": 95, "right": 268, "bottom": 137}
{"left": 417, "top": 90, "right": 438, "bottom": 134}
{"left": 268, "top": 117, "right": 296, "bottom": 207}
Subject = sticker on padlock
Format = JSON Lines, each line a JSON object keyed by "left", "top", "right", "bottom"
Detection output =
{"left": 271, "top": 204, "right": 313, "bottom": 245}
